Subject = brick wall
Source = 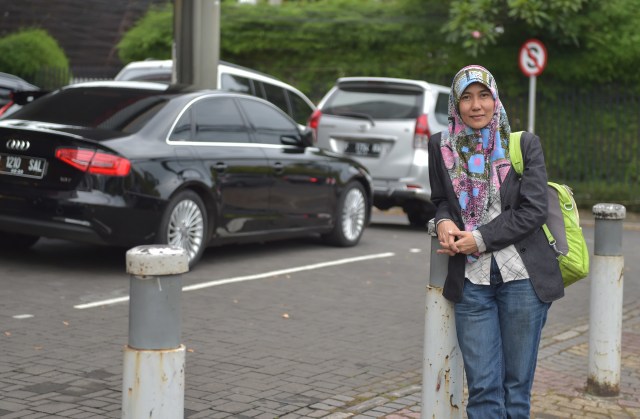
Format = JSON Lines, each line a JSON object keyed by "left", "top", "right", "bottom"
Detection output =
{"left": 0, "top": 0, "right": 167, "bottom": 77}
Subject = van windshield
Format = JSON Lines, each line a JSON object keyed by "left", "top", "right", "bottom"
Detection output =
{"left": 323, "top": 87, "right": 423, "bottom": 120}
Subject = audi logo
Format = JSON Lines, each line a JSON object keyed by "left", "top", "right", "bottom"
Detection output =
{"left": 6, "top": 139, "right": 30, "bottom": 151}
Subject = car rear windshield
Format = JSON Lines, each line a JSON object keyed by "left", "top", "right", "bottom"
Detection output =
{"left": 9, "top": 87, "right": 170, "bottom": 133}
{"left": 323, "top": 86, "right": 424, "bottom": 120}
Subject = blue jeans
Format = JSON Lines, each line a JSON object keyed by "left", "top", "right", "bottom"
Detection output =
{"left": 455, "top": 261, "right": 550, "bottom": 419}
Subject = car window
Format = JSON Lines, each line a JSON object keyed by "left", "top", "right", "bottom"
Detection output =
{"left": 323, "top": 87, "right": 423, "bottom": 120}
{"left": 261, "top": 82, "right": 290, "bottom": 117}
{"left": 252, "top": 81, "right": 266, "bottom": 99}
{"left": 169, "top": 108, "right": 193, "bottom": 141}
{"left": 116, "top": 68, "right": 171, "bottom": 82}
{"left": 434, "top": 92, "right": 449, "bottom": 125}
{"left": 287, "top": 91, "right": 314, "bottom": 125}
{"left": 192, "top": 97, "right": 251, "bottom": 143}
{"left": 237, "top": 98, "right": 299, "bottom": 145}
{"left": 221, "top": 73, "right": 252, "bottom": 94}
{"left": 9, "top": 87, "right": 169, "bottom": 133}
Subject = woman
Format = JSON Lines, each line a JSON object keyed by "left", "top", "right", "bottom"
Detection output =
{"left": 427, "top": 65, "right": 564, "bottom": 418}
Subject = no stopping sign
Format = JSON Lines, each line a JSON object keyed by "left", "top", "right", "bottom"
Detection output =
{"left": 519, "top": 39, "right": 547, "bottom": 77}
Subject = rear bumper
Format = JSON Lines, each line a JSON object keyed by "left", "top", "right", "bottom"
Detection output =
{"left": 0, "top": 213, "right": 106, "bottom": 244}
{"left": 372, "top": 180, "right": 431, "bottom": 206}
{"left": 0, "top": 191, "right": 163, "bottom": 246}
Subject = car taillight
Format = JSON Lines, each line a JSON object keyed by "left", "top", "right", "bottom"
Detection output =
{"left": 413, "top": 113, "right": 431, "bottom": 149}
{"left": 55, "top": 148, "right": 131, "bottom": 176}
{"left": 308, "top": 109, "right": 322, "bottom": 145}
{"left": 0, "top": 101, "right": 13, "bottom": 117}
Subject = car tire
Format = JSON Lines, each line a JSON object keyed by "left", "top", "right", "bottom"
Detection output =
{"left": 322, "top": 182, "right": 367, "bottom": 247}
{"left": 0, "top": 232, "right": 39, "bottom": 249}
{"left": 157, "top": 190, "right": 208, "bottom": 269}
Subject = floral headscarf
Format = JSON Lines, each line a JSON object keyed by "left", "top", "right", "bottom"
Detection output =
{"left": 440, "top": 65, "right": 512, "bottom": 262}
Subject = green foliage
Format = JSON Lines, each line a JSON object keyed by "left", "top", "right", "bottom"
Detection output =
{"left": 545, "top": 0, "right": 640, "bottom": 87}
{"left": 116, "top": 0, "right": 640, "bottom": 99}
{"left": 0, "top": 28, "right": 70, "bottom": 89}
{"left": 442, "top": 0, "right": 502, "bottom": 57}
{"left": 116, "top": 0, "right": 455, "bottom": 100}
{"left": 220, "top": 0, "right": 452, "bottom": 100}
{"left": 443, "top": 0, "right": 589, "bottom": 57}
{"left": 117, "top": 2, "right": 173, "bottom": 63}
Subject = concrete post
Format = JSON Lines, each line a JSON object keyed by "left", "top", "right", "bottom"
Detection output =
{"left": 587, "top": 203, "right": 626, "bottom": 397}
{"left": 421, "top": 219, "right": 463, "bottom": 418}
{"left": 122, "top": 245, "right": 189, "bottom": 419}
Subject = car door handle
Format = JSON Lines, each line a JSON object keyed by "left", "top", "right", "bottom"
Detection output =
{"left": 273, "top": 162, "right": 284, "bottom": 174}
{"left": 214, "top": 162, "right": 227, "bottom": 173}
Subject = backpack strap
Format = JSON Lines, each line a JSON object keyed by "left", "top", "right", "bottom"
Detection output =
{"left": 509, "top": 131, "right": 558, "bottom": 250}
{"left": 509, "top": 131, "right": 524, "bottom": 175}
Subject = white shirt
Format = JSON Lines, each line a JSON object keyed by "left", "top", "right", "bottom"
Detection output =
{"left": 467, "top": 192, "right": 529, "bottom": 285}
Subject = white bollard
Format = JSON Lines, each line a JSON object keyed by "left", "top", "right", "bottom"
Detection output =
{"left": 422, "top": 219, "right": 463, "bottom": 418}
{"left": 587, "top": 203, "right": 625, "bottom": 396}
{"left": 122, "top": 245, "right": 189, "bottom": 419}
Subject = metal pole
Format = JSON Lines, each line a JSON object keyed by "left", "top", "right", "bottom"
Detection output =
{"left": 528, "top": 75, "right": 536, "bottom": 134}
{"left": 422, "top": 219, "right": 463, "bottom": 418}
{"left": 174, "top": 0, "right": 220, "bottom": 88}
{"left": 122, "top": 245, "right": 189, "bottom": 419}
{"left": 587, "top": 203, "right": 626, "bottom": 397}
{"left": 173, "top": 0, "right": 193, "bottom": 85}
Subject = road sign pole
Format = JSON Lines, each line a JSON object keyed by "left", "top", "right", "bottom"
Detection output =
{"left": 528, "top": 75, "right": 537, "bottom": 134}
{"left": 519, "top": 39, "right": 546, "bottom": 135}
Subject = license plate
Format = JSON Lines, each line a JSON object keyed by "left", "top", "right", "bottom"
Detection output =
{"left": 344, "top": 141, "right": 382, "bottom": 157}
{"left": 0, "top": 153, "right": 47, "bottom": 179}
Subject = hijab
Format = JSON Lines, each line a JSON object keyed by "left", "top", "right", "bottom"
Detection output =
{"left": 440, "top": 65, "right": 512, "bottom": 262}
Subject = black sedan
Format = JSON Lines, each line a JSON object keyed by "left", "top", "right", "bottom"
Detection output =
{"left": 0, "top": 81, "right": 372, "bottom": 267}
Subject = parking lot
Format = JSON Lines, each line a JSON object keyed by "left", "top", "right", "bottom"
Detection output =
{"left": 2, "top": 211, "right": 640, "bottom": 418}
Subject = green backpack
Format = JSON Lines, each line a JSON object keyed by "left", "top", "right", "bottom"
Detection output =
{"left": 509, "top": 131, "right": 590, "bottom": 287}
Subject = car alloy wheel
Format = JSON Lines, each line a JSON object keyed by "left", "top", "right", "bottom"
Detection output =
{"left": 322, "top": 182, "right": 367, "bottom": 247}
{"left": 341, "top": 186, "right": 367, "bottom": 242}
{"left": 159, "top": 190, "right": 208, "bottom": 267}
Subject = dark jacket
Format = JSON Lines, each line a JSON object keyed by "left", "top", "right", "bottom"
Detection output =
{"left": 428, "top": 131, "right": 564, "bottom": 303}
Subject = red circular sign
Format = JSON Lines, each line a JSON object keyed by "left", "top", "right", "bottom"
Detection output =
{"left": 519, "top": 39, "right": 547, "bottom": 77}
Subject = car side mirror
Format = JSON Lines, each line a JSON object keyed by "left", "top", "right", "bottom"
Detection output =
{"left": 300, "top": 128, "right": 314, "bottom": 147}
{"left": 12, "top": 90, "right": 48, "bottom": 105}
{"left": 280, "top": 134, "right": 302, "bottom": 147}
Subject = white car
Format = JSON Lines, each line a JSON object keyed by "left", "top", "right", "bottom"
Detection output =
{"left": 308, "top": 77, "right": 450, "bottom": 226}
{"left": 115, "top": 59, "right": 316, "bottom": 126}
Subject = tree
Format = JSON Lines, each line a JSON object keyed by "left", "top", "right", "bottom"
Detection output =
{"left": 0, "top": 28, "right": 70, "bottom": 88}
{"left": 117, "top": 3, "right": 173, "bottom": 63}
{"left": 440, "top": 0, "right": 588, "bottom": 57}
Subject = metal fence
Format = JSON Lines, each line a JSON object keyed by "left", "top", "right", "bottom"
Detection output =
{"left": 505, "top": 89, "right": 639, "bottom": 184}
{"left": 24, "top": 66, "right": 119, "bottom": 89}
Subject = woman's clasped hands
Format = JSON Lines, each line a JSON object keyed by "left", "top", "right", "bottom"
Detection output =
{"left": 436, "top": 220, "right": 479, "bottom": 256}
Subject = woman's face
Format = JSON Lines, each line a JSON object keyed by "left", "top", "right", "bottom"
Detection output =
{"left": 458, "top": 82, "right": 495, "bottom": 129}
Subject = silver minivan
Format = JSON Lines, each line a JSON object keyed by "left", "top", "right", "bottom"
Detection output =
{"left": 309, "top": 77, "right": 450, "bottom": 226}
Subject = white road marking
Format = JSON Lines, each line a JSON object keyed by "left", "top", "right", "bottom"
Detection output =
{"left": 74, "top": 252, "right": 395, "bottom": 310}
{"left": 12, "top": 314, "right": 34, "bottom": 319}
